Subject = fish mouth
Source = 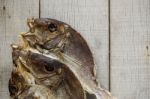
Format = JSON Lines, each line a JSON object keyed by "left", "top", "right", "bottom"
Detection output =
{"left": 8, "top": 84, "right": 18, "bottom": 97}
{"left": 9, "top": 79, "right": 31, "bottom": 99}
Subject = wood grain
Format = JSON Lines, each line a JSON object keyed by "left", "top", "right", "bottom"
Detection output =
{"left": 110, "top": 0, "right": 150, "bottom": 98}
{"left": 0, "top": 0, "right": 39, "bottom": 98}
{"left": 40, "top": 0, "right": 109, "bottom": 89}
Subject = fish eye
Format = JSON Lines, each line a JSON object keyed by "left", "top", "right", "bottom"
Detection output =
{"left": 48, "top": 23, "right": 57, "bottom": 32}
{"left": 44, "top": 64, "right": 55, "bottom": 72}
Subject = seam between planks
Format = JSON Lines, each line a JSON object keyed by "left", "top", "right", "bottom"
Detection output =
{"left": 39, "top": 0, "right": 41, "bottom": 18}
{"left": 108, "top": 0, "right": 111, "bottom": 92}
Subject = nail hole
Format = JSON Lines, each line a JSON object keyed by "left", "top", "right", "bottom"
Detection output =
{"left": 146, "top": 46, "right": 149, "bottom": 50}
{"left": 3, "top": 6, "right": 5, "bottom": 10}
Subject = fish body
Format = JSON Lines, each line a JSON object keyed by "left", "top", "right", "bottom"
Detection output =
{"left": 9, "top": 18, "right": 116, "bottom": 99}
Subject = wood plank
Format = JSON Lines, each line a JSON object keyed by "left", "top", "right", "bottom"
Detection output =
{"left": 0, "top": 0, "right": 39, "bottom": 98}
{"left": 40, "top": 0, "right": 109, "bottom": 89}
{"left": 110, "top": 0, "right": 150, "bottom": 98}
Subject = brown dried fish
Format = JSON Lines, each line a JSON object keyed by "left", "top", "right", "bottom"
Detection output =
{"left": 9, "top": 45, "right": 85, "bottom": 99}
{"left": 9, "top": 18, "right": 116, "bottom": 99}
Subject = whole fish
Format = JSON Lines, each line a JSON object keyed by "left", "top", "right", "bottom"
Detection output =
{"left": 9, "top": 18, "right": 116, "bottom": 99}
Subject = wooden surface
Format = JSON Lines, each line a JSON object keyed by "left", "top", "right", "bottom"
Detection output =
{"left": 110, "top": 0, "right": 150, "bottom": 99}
{"left": 0, "top": 0, "right": 39, "bottom": 98}
{"left": 0, "top": 0, "right": 150, "bottom": 99}
{"left": 40, "top": 0, "right": 109, "bottom": 89}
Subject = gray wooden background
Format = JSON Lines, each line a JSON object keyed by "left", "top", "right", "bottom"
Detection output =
{"left": 0, "top": 0, "right": 150, "bottom": 99}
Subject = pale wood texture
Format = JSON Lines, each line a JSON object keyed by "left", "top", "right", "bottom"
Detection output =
{"left": 0, "top": 0, "right": 39, "bottom": 98}
{"left": 110, "top": 0, "right": 150, "bottom": 99}
{"left": 40, "top": 0, "right": 109, "bottom": 89}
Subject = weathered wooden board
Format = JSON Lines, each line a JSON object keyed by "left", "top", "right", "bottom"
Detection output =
{"left": 110, "top": 0, "right": 150, "bottom": 98}
{"left": 40, "top": 0, "right": 109, "bottom": 89}
{"left": 0, "top": 0, "right": 39, "bottom": 98}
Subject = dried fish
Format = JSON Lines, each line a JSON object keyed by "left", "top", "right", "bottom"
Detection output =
{"left": 9, "top": 18, "right": 116, "bottom": 99}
